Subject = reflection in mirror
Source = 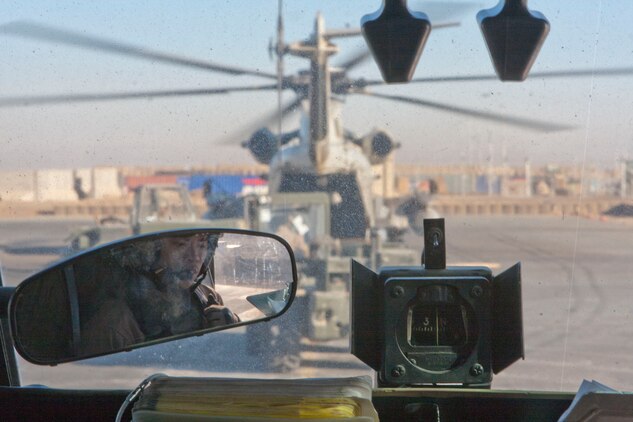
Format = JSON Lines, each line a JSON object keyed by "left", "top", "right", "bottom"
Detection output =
{"left": 10, "top": 230, "right": 296, "bottom": 365}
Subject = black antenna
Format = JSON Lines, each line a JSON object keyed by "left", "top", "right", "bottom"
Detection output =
{"left": 423, "top": 218, "right": 446, "bottom": 269}
{"left": 276, "top": 0, "right": 285, "bottom": 146}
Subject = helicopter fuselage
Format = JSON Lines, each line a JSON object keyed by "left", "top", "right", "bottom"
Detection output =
{"left": 268, "top": 101, "right": 376, "bottom": 239}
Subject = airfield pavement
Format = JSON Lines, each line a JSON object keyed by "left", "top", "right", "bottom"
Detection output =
{"left": 1, "top": 215, "right": 633, "bottom": 393}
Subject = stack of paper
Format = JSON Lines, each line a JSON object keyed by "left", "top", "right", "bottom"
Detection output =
{"left": 130, "top": 375, "right": 379, "bottom": 421}
{"left": 558, "top": 379, "right": 633, "bottom": 421}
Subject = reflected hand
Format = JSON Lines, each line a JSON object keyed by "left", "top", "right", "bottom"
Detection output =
{"left": 203, "top": 304, "right": 240, "bottom": 328}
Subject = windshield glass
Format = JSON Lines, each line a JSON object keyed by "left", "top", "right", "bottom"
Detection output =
{"left": 2, "top": 0, "right": 633, "bottom": 392}
{"left": 264, "top": 203, "right": 327, "bottom": 242}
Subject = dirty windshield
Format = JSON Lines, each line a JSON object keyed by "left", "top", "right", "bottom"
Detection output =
{"left": 263, "top": 202, "right": 328, "bottom": 242}
{"left": 2, "top": 1, "right": 633, "bottom": 393}
{"left": 135, "top": 185, "right": 196, "bottom": 223}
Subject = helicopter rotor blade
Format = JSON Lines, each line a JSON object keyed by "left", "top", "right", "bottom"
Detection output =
{"left": 325, "top": 20, "right": 459, "bottom": 40}
{"left": 357, "top": 91, "right": 573, "bottom": 132}
{"left": 276, "top": 0, "right": 285, "bottom": 139}
{"left": 337, "top": 48, "right": 373, "bottom": 72}
{"left": 0, "top": 21, "right": 278, "bottom": 80}
{"left": 220, "top": 95, "right": 304, "bottom": 145}
{"left": 357, "top": 67, "right": 633, "bottom": 87}
{"left": 0, "top": 85, "right": 279, "bottom": 107}
{"left": 335, "top": 21, "right": 460, "bottom": 72}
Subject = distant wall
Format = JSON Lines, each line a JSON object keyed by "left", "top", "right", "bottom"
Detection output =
{"left": 0, "top": 167, "right": 123, "bottom": 202}
{"left": 35, "top": 169, "right": 76, "bottom": 201}
{"left": 90, "top": 168, "right": 123, "bottom": 199}
{"left": 0, "top": 171, "right": 36, "bottom": 201}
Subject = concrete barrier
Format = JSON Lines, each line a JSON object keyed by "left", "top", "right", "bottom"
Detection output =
{"left": 430, "top": 196, "right": 628, "bottom": 217}
{"left": 0, "top": 194, "right": 630, "bottom": 219}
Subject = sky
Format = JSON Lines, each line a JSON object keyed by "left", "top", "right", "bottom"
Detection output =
{"left": 1, "top": 0, "right": 633, "bottom": 170}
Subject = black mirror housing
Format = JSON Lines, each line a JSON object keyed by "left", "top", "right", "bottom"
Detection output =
{"left": 9, "top": 229, "right": 297, "bottom": 365}
{"left": 478, "top": 0, "right": 550, "bottom": 81}
{"left": 361, "top": 0, "right": 431, "bottom": 83}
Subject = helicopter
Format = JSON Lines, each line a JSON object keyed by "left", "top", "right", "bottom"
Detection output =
{"left": 3, "top": 3, "right": 632, "bottom": 240}
{"left": 0, "top": 2, "right": 590, "bottom": 240}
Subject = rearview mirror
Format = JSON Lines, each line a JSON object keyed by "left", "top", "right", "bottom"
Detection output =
{"left": 10, "top": 229, "right": 297, "bottom": 365}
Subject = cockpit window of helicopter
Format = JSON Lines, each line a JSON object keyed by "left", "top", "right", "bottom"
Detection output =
{"left": 3, "top": 0, "right": 633, "bottom": 393}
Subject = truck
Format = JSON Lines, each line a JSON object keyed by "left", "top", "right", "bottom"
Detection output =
{"left": 67, "top": 183, "right": 247, "bottom": 253}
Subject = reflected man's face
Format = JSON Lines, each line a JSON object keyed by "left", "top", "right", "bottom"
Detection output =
{"left": 157, "top": 235, "right": 209, "bottom": 286}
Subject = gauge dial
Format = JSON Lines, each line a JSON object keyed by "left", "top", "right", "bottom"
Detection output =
{"left": 410, "top": 302, "right": 468, "bottom": 347}
{"left": 405, "top": 285, "right": 478, "bottom": 371}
